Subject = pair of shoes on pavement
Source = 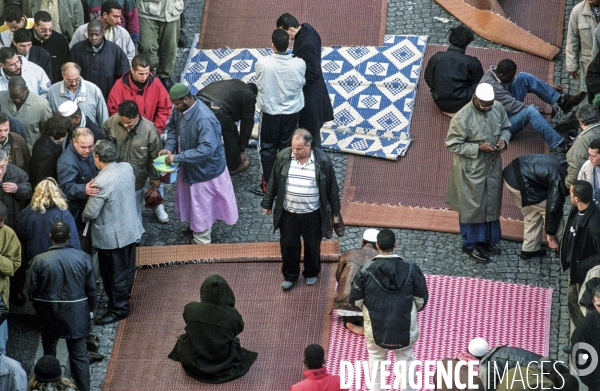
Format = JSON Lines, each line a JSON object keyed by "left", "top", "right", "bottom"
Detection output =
{"left": 89, "top": 352, "right": 105, "bottom": 363}
{"left": 155, "top": 204, "right": 169, "bottom": 224}
{"left": 520, "top": 248, "right": 547, "bottom": 260}
{"left": 281, "top": 276, "right": 318, "bottom": 290}
{"left": 250, "top": 185, "right": 265, "bottom": 196}
{"left": 230, "top": 160, "right": 250, "bottom": 175}
{"left": 462, "top": 246, "right": 491, "bottom": 263}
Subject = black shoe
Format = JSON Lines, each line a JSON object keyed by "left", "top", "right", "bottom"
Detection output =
{"left": 462, "top": 246, "right": 491, "bottom": 263}
{"left": 520, "top": 248, "right": 547, "bottom": 260}
{"left": 160, "top": 77, "right": 174, "bottom": 91}
{"left": 249, "top": 185, "right": 265, "bottom": 196}
{"left": 95, "top": 312, "right": 126, "bottom": 326}
{"left": 178, "top": 32, "right": 189, "bottom": 48}
{"left": 86, "top": 334, "right": 100, "bottom": 352}
{"left": 558, "top": 91, "right": 587, "bottom": 114}
{"left": 562, "top": 345, "right": 572, "bottom": 354}
{"left": 478, "top": 243, "right": 501, "bottom": 255}
{"left": 88, "top": 352, "right": 105, "bottom": 363}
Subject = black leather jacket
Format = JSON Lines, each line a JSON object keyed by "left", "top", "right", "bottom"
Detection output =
{"left": 503, "top": 154, "right": 568, "bottom": 235}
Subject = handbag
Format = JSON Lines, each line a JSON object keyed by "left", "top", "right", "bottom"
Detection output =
{"left": 327, "top": 212, "right": 345, "bottom": 238}
{"left": 143, "top": 183, "right": 163, "bottom": 209}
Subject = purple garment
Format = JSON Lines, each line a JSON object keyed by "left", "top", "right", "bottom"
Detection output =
{"left": 174, "top": 166, "right": 238, "bottom": 232}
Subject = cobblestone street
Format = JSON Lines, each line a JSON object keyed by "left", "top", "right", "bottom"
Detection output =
{"left": 7, "top": 0, "right": 580, "bottom": 389}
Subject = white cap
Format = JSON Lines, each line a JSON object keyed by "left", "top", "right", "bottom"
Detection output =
{"left": 468, "top": 337, "right": 489, "bottom": 357}
{"left": 58, "top": 101, "right": 78, "bottom": 117}
{"left": 475, "top": 83, "right": 495, "bottom": 101}
{"left": 363, "top": 229, "right": 379, "bottom": 243}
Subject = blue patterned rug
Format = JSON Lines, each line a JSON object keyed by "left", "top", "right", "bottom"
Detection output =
{"left": 180, "top": 34, "right": 428, "bottom": 160}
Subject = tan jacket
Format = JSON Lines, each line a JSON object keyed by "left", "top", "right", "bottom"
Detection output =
{"left": 567, "top": 0, "right": 598, "bottom": 73}
{"left": 0, "top": 91, "right": 52, "bottom": 152}
{"left": 102, "top": 115, "right": 161, "bottom": 190}
{"left": 0, "top": 225, "right": 21, "bottom": 308}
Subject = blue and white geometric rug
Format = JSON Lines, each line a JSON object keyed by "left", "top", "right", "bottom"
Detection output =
{"left": 181, "top": 34, "right": 428, "bottom": 160}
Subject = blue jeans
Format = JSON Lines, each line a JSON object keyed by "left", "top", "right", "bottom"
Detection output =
{"left": 507, "top": 72, "right": 564, "bottom": 149}
{"left": 0, "top": 320, "right": 7, "bottom": 355}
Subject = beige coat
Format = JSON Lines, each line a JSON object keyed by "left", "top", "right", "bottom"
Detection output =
{"left": 567, "top": 0, "right": 598, "bottom": 74}
{"left": 445, "top": 100, "right": 511, "bottom": 224}
{"left": 0, "top": 225, "right": 21, "bottom": 308}
{"left": 0, "top": 91, "right": 52, "bottom": 152}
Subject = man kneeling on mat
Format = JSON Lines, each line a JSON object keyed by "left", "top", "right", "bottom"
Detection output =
{"left": 168, "top": 275, "right": 257, "bottom": 383}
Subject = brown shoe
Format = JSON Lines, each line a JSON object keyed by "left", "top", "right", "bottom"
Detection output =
{"left": 558, "top": 91, "right": 587, "bottom": 114}
{"left": 230, "top": 159, "right": 250, "bottom": 175}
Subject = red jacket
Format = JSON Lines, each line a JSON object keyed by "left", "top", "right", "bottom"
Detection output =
{"left": 107, "top": 71, "right": 171, "bottom": 134}
{"left": 290, "top": 368, "right": 346, "bottom": 391}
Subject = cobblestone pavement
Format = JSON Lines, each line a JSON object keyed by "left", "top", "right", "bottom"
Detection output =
{"left": 11, "top": 0, "right": 582, "bottom": 389}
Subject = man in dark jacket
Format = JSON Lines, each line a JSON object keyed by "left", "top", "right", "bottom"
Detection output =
{"left": 11, "top": 28, "right": 52, "bottom": 81}
{"left": 70, "top": 20, "right": 130, "bottom": 99}
{"left": 571, "top": 285, "right": 600, "bottom": 391}
{"left": 350, "top": 229, "right": 428, "bottom": 391}
{"left": 31, "top": 11, "right": 71, "bottom": 84}
{"left": 0, "top": 112, "right": 30, "bottom": 175}
{"left": 424, "top": 25, "right": 483, "bottom": 116}
{"left": 196, "top": 79, "right": 257, "bottom": 175}
{"left": 561, "top": 180, "right": 600, "bottom": 327}
{"left": 28, "top": 220, "right": 96, "bottom": 391}
{"left": 276, "top": 13, "right": 333, "bottom": 148}
{"left": 58, "top": 100, "right": 104, "bottom": 143}
{"left": 503, "top": 155, "right": 568, "bottom": 260}
{"left": 0, "top": 149, "right": 31, "bottom": 229}
{"left": 261, "top": 129, "right": 340, "bottom": 291}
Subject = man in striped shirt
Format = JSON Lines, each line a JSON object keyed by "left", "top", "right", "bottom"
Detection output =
{"left": 261, "top": 128, "right": 340, "bottom": 290}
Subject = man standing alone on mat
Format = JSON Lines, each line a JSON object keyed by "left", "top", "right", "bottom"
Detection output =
{"left": 350, "top": 229, "right": 428, "bottom": 391}
{"left": 445, "top": 83, "right": 511, "bottom": 263}
{"left": 276, "top": 13, "right": 333, "bottom": 148}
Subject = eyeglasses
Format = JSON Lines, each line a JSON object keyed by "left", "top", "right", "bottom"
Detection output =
{"left": 65, "top": 77, "right": 81, "bottom": 83}
{"left": 38, "top": 27, "right": 53, "bottom": 33}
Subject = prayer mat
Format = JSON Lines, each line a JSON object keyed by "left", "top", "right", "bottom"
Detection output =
{"left": 197, "top": 0, "right": 387, "bottom": 49}
{"left": 181, "top": 34, "right": 428, "bottom": 160}
{"left": 103, "top": 262, "right": 337, "bottom": 391}
{"left": 434, "top": 0, "right": 564, "bottom": 60}
{"left": 340, "top": 45, "right": 554, "bottom": 241}
{"left": 135, "top": 241, "right": 341, "bottom": 267}
{"left": 326, "top": 274, "right": 553, "bottom": 391}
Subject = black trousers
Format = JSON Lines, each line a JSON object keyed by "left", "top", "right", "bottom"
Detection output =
{"left": 42, "top": 333, "right": 90, "bottom": 391}
{"left": 279, "top": 209, "right": 322, "bottom": 282}
{"left": 213, "top": 108, "right": 245, "bottom": 171}
{"left": 259, "top": 111, "right": 300, "bottom": 187}
{"left": 98, "top": 243, "right": 137, "bottom": 318}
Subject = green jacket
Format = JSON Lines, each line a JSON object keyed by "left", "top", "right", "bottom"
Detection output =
{"left": 261, "top": 147, "right": 341, "bottom": 238}
{"left": 445, "top": 100, "right": 511, "bottom": 223}
{"left": 102, "top": 115, "right": 161, "bottom": 190}
{"left": 0, "top": 225, "right": 21, "bottom": 309}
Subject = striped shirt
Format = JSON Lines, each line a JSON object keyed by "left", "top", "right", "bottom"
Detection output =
{"left": 284, "top": 151, "right": 320, "bottom": 213}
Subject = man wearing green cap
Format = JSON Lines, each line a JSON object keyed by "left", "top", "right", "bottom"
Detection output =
{"left": 159, "top": 83, "right": 238, "bottom": 244}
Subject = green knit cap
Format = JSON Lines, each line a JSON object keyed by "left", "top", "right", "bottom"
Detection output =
{"left": 169, "top": 83, "right": 191, "bottom": 100}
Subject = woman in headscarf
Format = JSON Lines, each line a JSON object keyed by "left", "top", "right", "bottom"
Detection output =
{"left": 168, "top": 274, "right": 257, "bottom": 383}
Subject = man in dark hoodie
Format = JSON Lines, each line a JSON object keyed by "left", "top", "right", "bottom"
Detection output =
{"left": 168, "top": 274, "right": 257, "bottom": 384}
{"left": 350, "top": 229, "right": 428, "bottom": 391}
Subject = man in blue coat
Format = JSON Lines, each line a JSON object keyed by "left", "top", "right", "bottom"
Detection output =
{"left": 29, "top": 221, "right": 96, "bottom": 391}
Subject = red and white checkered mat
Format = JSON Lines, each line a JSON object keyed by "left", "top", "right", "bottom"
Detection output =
{"left": 326, "top": 275, "right": 553, "bottom": 390}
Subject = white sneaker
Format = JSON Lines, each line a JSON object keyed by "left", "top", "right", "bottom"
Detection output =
{"left": 155, "top": 204, "right": 169, "bottom": 223}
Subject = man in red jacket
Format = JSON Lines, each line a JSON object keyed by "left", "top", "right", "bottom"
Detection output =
{"left": 290, "top": 344, "right": 346, "bottom": 391}
{"left": 107, "top": 54, "right": 171, "bottom": 135}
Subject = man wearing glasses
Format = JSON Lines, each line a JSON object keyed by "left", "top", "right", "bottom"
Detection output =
{"left": 30, "top": 11, "right": 70, "bottom": 83}
{"left": 445, "top": 83, "right": 511, "bottom": 264}
{"left": 47, "top": 62, "right": 108, "bottom": 127}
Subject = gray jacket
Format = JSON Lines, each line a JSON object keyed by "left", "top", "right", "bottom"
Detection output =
{"left": 82, "top": 162, "right": 144, "bottom": 249}
{"left": 566, "top": 122, "right": 600, "bottom": 188}
{"left": 255, "top": 52, "right": 305, "bottom": 115}
{"left": 70, "top": 24, "right": 135, "bottom": 65}
{"left": 567, "top": 0, "right": 598, "bottom": 73}
{"left": 0, "top": 354, "right": 26, "bottom": 391}
{"left": 47, "top": 79, "right": 109, "bottom": 126}
{"left": 479, "top": 66, "right": 525, "bottom": 114}
{"left": 136, "top": 0, "right": 183, "bottom": 22}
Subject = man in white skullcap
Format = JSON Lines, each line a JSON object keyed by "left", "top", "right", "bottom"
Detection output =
{"left": 58, "top": 100, "right": 104, "bottom": 142}
{"left": 445, "top": 83, "right": 511, "bottom": 263}
{"left": 433, "top": 337, "right": 488, "bottom": 390}
{"left": 333, "top": 228, "right": 379, "bottom": 335}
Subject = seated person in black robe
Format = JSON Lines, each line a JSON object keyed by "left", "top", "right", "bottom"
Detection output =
{"left": 168, "top": 274, "right": 258, "bottom": 383}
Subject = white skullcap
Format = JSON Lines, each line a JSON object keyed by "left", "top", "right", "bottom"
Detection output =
{"left": 468, "top": 337, "right": 489, "bottom": 357}
{"left": 475, "top": 83, "right": 495, "bottom": 101}
{"left": 58, "top": 101, "right": 78, "bottom": 117}
{"left": 363, "top": 229, "right": 379, "bottom": 243}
